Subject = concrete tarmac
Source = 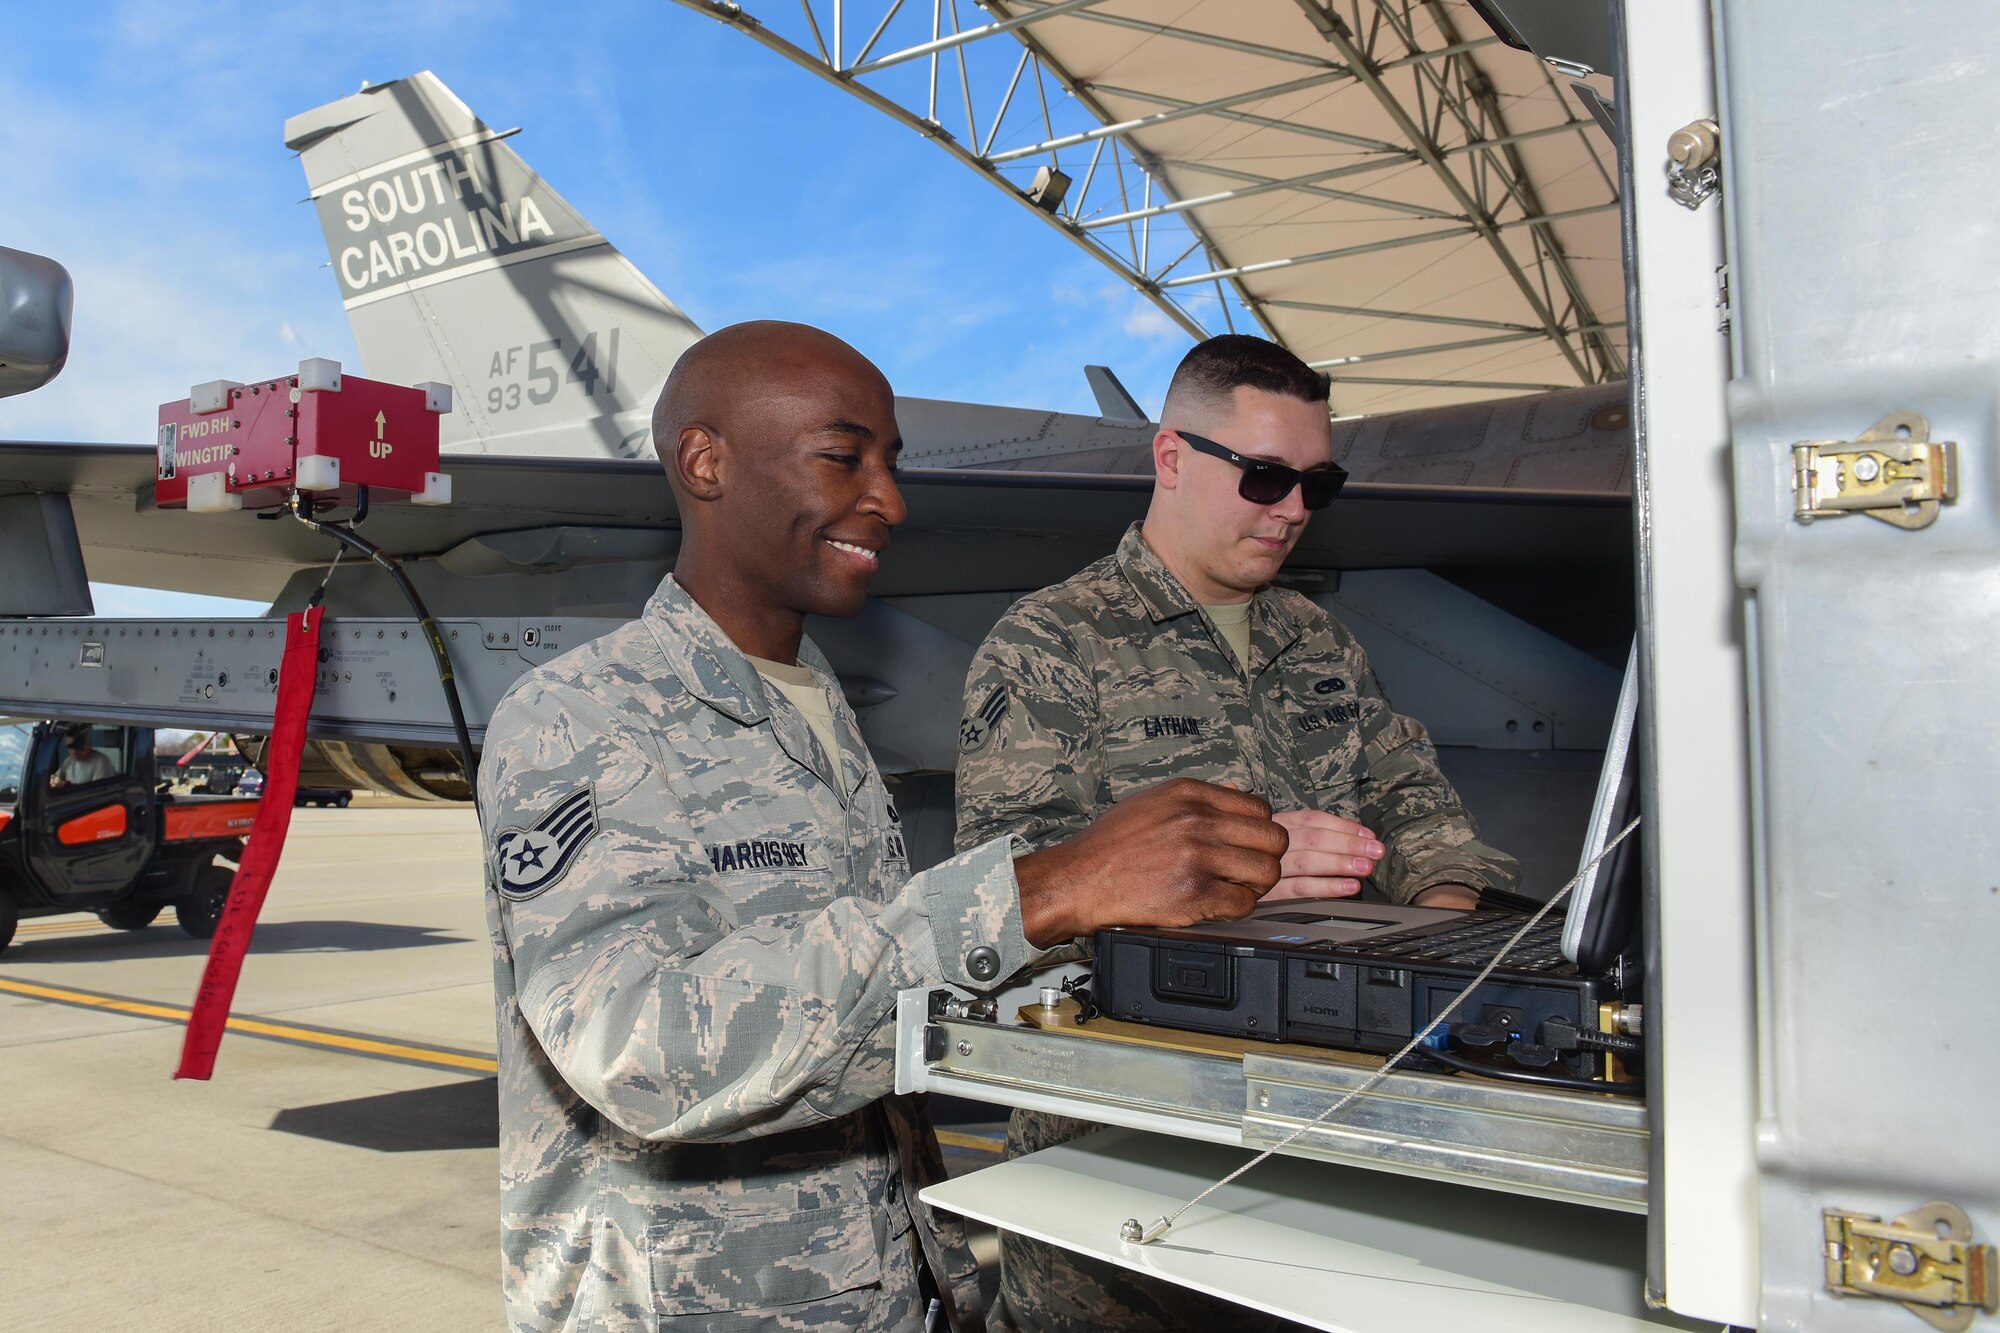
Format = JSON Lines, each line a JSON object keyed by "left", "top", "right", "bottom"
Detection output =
{"left": 0, "top": 804, "right": 1003, "bottom": 1331}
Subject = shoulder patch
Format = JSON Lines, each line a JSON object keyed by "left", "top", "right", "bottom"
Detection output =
{"left": 959, "top": 685, "right": 1009, "bottom": 753}
{"left": 493, "top": 786, "right": 599, "bottom": 900}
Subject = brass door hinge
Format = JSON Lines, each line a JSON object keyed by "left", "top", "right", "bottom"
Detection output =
{"left": 1793, "top": 411, "right": 1959, "bottom": 529}
{"left": 1824, "top": 1202, "right": 1997, "bottom": 1330}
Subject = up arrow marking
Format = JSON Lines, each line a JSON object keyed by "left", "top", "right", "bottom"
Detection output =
{"left": 374, "top": 411, "right": 387, "bottom": 439}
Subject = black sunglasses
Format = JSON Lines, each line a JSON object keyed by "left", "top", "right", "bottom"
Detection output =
{"left": 1174, "top": 430, "right": 1347, "bottom": 510}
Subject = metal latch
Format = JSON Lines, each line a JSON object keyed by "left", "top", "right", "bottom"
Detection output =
{"left": 1824, "top": 1202, "right": 1997, "bottom": 1330}
{"left": 1792, "top": 411, "right": 1959, "bottom": 530}
{"left": 1666, "top": 118, "right": 1721, "bottom": 208}
{"left": 927, "top": 989, "right": 995, "bottom": 1023}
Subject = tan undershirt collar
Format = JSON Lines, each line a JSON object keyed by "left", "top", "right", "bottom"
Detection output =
{"left": 1201, "top": 598, "right": 1253, "bottom": 676}
{"left": 746, "top": 654, "right": 841, "bottom": 767}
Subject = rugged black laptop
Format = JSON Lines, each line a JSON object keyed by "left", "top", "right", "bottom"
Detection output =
{"left": 1094, "top": 647, "right": 1644, "bottom": 1087}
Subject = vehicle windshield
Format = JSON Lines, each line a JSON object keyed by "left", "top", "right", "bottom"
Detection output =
{"left": 0, "top": 723, "right": 32, "bottom": 804}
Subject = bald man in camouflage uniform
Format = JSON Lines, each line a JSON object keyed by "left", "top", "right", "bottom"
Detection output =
{"left": 956, "top": 335, "right": 1519, "bottom": 1333}
{"left": 481, "top": 322, "right": 1290, "bottom": 1332}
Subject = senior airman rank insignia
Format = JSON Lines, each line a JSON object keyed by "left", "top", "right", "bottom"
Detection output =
{"left": 494, "top": 786, "right": 599, "bottom": 900}
{"left": 960, "top": 685, "right": 1008, "bottom": 753}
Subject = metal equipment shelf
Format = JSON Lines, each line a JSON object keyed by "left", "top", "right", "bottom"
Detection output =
{"left": 896, "top": 990, "right": 1647, "bottom": 1213}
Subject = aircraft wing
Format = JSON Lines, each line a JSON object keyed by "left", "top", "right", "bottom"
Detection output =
{"left": 0, "top": 434, "right": 1626, "bottom": 607}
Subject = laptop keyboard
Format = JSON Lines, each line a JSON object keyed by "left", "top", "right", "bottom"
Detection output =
{"left": 1348, "top": 911, "right": 1571, "bottom": 972}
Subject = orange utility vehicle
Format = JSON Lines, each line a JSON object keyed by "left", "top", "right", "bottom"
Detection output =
{"left": 0, "top": 722, "right": 254, "bottom": 953}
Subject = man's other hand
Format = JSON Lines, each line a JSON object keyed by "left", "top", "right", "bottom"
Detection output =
{"left": 1412, "top": 884, "right": 1479, "bottom": 910}
{"left": 1015, "top": 778, "right": 1287, "bottom": 947}
{"left": 48, "top": 774, "right": 65, "bottom": 789}
{"left": 1263, "top": 811, "right": 1383, "bottom": 901}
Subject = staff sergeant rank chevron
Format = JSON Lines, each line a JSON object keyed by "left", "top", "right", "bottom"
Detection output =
{"left": 492, "top": 786, "right": 599, "bottom": 900}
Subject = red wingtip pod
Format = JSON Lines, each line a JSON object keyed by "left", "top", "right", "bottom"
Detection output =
{"left": 155, "top": 360, "right": 449, "bottom": 513}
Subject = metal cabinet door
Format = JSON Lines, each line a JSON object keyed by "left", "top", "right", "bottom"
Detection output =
{"left": 1715, "top": 2, "right": 2000, "bottom": 1329}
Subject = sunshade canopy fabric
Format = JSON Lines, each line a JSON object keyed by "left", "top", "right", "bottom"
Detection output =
{"left": 681, "top": 0, "right": 1626, "bottom": 417}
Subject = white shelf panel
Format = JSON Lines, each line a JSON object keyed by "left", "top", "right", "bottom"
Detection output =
{"left": 923, "top": 1128, "right": 1704, "bottom": 1333}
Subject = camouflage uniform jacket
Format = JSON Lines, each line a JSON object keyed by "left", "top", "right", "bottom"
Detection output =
{"left": 955, "top": 523, "right": 1518, "bottom": 903}
{"left": 480, "top": 575, "right": 1048, "bottom": 1332}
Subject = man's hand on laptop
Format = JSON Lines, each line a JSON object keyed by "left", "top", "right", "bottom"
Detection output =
{"left": 1262, "top": 810, "right": 1383, "bottom": 901}
{"left": 1015, "top": 778, "right": 1287, "bottom": 946}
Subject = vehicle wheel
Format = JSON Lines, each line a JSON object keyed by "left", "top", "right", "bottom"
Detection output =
{"left": 335, "top": 792, "right": 351, "bottom": 808}
{"left": 176, "top": 863, "right": 235, "bottom": 939}
{"left": 98, "top": 901, "right": 163, "bottom": 931}
{"left": 0, "top": 895, "right": 16, "bottom": 955}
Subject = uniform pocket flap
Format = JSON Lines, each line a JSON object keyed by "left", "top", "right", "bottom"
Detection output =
{"left": 651, "top": 1201, "right": 884, "bottom": 1316}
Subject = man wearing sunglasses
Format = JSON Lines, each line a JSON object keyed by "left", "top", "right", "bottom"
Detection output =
{"left": 49, "top": 728, "right": 115, "bottom": 789}
{"left": 954, "top": 334, "right": 1519, "bottom": 1333}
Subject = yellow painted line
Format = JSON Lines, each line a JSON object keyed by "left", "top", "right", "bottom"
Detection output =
{"left": 0, "top": 976, "right": 497, "bottom": 1075}
{"left": 16, "top": 919, "right": 113, "bottom": 936}
{"left": 221, "top": 1018, "right": 496, "bottom": 1073}
{"left": 2, "top": 975, "right": 1003, "bottom": 1133}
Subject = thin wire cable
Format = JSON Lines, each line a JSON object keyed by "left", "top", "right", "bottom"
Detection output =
{"left": 1126, "top": 813, "right": 1642, "bottom": 1245}
{"left": 286, "top": 492, "right": 481, "bottom": 808}
{"left": 309, "top": 545, "right": 346, "bottom": 606}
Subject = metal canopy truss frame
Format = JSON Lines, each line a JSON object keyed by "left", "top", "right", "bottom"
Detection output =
{"left": 673, "top": 0, "right": 1625, "bottom": 415}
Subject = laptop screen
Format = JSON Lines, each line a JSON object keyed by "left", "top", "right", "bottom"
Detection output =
{"left": 1563, "top": 639, "right": 1643, "bottom": 973}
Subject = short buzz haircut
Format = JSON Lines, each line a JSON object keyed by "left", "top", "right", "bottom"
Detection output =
{"left": 1163, "top": 335, "right": 1330, "bottom": 417}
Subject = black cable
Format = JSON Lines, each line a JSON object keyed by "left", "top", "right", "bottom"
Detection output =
{"left": 1544, "top": 1021, "right": 1643, "bottom": 1058}
{"left": 1425, "top": 1044, "right": 1644, "bottom": 1096}
{"left": 288, "top": 490, "right": 479, "bottom": 805}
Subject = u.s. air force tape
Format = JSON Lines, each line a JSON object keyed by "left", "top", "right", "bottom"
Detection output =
{"left": 493, "top": 786, "right": 599, "bottom": 900}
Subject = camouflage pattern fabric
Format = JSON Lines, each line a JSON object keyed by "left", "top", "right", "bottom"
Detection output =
{"left": 956, "top": 523, "right": 1518, "bottom": 1333}
{"left": 481, "top": 575, "right": 1048, "bottom": 1332}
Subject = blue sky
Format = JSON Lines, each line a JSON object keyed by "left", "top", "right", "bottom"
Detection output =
{"left": 1, "top": 1, "right": 1198, "bottom": 616}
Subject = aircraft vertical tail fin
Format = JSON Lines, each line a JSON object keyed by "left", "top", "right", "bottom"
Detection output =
{"left": 284, "top": 72, "right": 699, "bottom": 459}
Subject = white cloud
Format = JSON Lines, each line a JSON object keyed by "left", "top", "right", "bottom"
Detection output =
{"left": 0, "top": 81, "right": 355, "bottom": 444}
{"left": 5, "top": 247, "right": 353, "bottom": 443}
{"left": 1122, "top": 303, "right": 1180, "bottom": 340}
{"left": 87, "top": 584, "right": 266, "bottom": 619}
